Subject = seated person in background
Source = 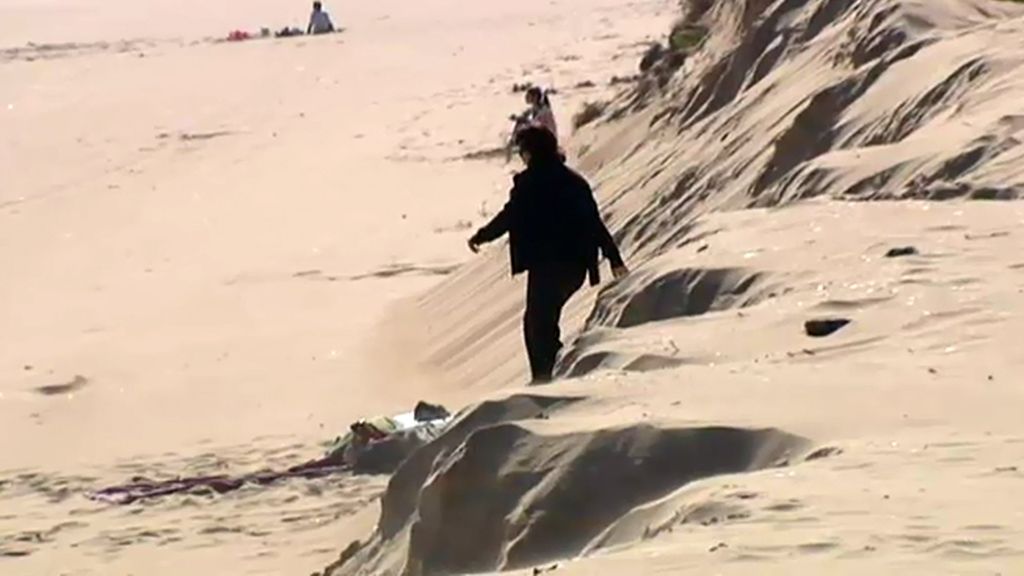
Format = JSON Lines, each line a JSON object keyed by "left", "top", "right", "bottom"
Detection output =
{"left": 307, "top": 1, "right": 336, "bottom": 35}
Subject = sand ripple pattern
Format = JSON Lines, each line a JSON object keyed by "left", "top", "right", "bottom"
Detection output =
{"left": 0, "top": 440, "right": 385, "bottom": 569}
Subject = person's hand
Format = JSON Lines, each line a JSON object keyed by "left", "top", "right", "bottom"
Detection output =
{"left": 611, "top": 265, "right": 630, "bottom": 280}
{"left": 468, "top": 237, "right": 481, "bottom": 254}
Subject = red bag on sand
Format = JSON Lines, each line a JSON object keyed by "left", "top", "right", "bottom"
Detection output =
{"left": 227, "top": 30, "right": 251, "bottom": 42}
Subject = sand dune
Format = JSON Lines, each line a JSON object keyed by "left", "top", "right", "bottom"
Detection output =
{"left": 319, "top": 0, "right": 1024, "bottom": 574}
{"left": 0, "top": 0, "right": 677, "bottom": 573}
{"left": 326, "top": 393, "right": 813, "bottom": 575}
{"left": 402, "top": 0, "right": 1024, "bottom": 393}
{"left": 5, "top": 0, "right": 1024, "bottom": 573}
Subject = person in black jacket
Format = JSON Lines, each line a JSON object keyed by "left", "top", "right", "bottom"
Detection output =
{"left": 468, "top": 127, "right": 628, "bottom": 383}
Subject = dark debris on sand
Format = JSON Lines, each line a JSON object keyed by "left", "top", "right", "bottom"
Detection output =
{"left": 804, "top": 318, "right": 851, "bottom": 337}
{"left": 34, "top": 375, "right": 90, "bottom": 396}
{"left": 885, "top": 246, "right": 919, "bottom": 258}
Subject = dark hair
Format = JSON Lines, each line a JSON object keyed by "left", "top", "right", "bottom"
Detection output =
{"left": 313, "top": 1, "right": 322, "bottom": 9}
{"left": 515, "top": 126, "right": 560, "bottom": 164}
{"left": 526, "top": 86, "right": 551, "bottom": 108}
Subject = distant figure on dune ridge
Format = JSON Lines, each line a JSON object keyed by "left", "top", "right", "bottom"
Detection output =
{"left": 307, "top": 1, "right": 336, "bottom": 35}
{"left": 507, "top": 87, "right": 562, "bottom": 163}
{"left": 468, "top": 127, "right": 628, "bottom": 384}
{"left": 524, "top": 86, "right": 558, "bottom": 141}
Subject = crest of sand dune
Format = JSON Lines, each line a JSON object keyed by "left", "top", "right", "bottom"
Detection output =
{"left": 322, "top": 0, "right": 1024, "bottom": 575}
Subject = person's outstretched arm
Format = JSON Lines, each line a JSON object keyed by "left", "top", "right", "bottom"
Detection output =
{"left": 468, "top": 200, "right": 512, "bottom": 252}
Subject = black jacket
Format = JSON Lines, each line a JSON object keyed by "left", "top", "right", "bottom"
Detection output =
{"left": 471, "top": 160, "right": 624, "bottom": 286}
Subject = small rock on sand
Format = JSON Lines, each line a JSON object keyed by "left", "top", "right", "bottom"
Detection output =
{"left": 804, "top": 318, "right": 851, "bottom": 337}
{"left": 885, "top": 246, "right": 919, "bottom": 258}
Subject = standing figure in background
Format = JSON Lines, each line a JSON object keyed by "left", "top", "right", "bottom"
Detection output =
{"left": 308, "top": 1, "right": 336, "bottom": 35}
{"left": 507, "top": 86, "right": 560, "bottom": 162}
{"left": 524, "top": 86, "right": 558, "bottom": 141}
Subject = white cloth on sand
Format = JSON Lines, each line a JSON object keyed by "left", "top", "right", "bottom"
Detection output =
{"left": 392, "top": 411, "right": 453, "bottom": 432}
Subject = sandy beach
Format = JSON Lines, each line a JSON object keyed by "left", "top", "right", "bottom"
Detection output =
{"left": 4, "top": 0, "right": 1024, "bottom": 574}
{"left": 1, "top": 0, "right": 674, "bottom": 573}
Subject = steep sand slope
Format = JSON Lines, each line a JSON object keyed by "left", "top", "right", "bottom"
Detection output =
{"left": 325, "top": 0, "right": 1024, "bottom": 574}
{"left": 410, "top": 0, "right": 1024, "bottom": 392}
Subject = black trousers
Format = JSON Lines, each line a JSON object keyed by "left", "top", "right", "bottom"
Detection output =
{"left": 524, "top": 262, "right": 587, "bottom": 383}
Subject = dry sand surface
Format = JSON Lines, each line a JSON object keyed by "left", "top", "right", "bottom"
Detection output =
{"left": 320, "top": 0, "right": 1024, "bottom": 575}
{"left": 4, "top": 0, "right": 1024, "bottom": 575}
{"left": 0, "top": 0, "right": 675, "bottom": 573}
